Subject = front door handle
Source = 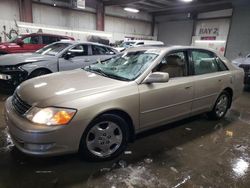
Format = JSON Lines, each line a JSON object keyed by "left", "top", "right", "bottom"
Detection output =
{"left": 185, "top": 86, "right": 192, "bottom": 89}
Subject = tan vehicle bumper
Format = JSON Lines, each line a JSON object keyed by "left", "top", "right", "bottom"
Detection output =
{"left": 4, "top": 97, "right": 82, "bottom": 156}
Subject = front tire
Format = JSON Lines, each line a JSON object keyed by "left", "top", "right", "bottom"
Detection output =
{"left": 79, "top": 114, "right": 129, "bottom": 161}
{"left": 207, "top": 91, "right": 231, "bottom": 120}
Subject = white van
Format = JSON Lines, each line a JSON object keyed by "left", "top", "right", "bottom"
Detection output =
{"left": 115, "top": 40, "right": 164, "bottom": 52}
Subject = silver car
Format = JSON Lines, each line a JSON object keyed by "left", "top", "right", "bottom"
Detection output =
{"left": 0, "top": 41, "right": 117, "bottom": 91}
{"left": 4, "top": 46, "right": 244, "bottom": 161}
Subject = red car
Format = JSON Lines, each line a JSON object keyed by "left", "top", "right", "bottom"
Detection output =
{"left": 0, "top": 33, "right": 74, "bottom": 55}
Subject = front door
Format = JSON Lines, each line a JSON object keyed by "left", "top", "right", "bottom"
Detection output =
{"left": 58, "top": 44, "right": 92, "bottom": 71}
{"left": 139, "top": 51, "right": 195, "bottom": 128}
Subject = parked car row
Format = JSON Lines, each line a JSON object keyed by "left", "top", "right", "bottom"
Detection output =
{"left": 0, "top": 33, "right": 74, "bottom": 55}
{"left": 3, "top": 44, "right": 244, "bottom": 160}
{"left": 0, "top": 41, "right": 118, "bottom": 91}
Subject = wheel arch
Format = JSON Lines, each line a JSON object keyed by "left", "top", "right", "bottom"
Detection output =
{"left": 28, "top": 68, "right": 52, "bottom": 78}
{"left": 223, "top": 87, "right": 233, "bottom": 108}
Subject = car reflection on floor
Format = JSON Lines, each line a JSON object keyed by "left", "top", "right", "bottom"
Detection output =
{"left": 0, "top": 91, "right": 250, "bottom": 188}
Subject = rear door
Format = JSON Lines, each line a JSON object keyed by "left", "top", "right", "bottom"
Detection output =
{"left": 139, "top": 50, "right": 195, "bottom": 128}
{"left": 88, "top": 45, "right": 115, "bottom": 63}
{"left": 58, "top": 44, "right": 92, "bottom": 71}
{"left": 189, "top": 49, "right": 231, "bottom": 114}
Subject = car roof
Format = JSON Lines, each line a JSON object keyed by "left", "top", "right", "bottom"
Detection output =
{"left": 20, "top": 33, "right": 74, "bottom": 39}
{"left": 54, "top": 41, "right": 114, "bottom": 48}
{"left": 125, "top": 45, "right": 218, "bottom": 54}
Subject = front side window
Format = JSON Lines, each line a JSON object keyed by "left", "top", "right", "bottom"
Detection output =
{"left": 42, "top": 36, "right": 59, "bottom": 44}
{"left": 84, "top": 50, "right": 159, "bottom": 81}
{"left": 192, "top": 50, "right": 220, "bottom": 75}
{"left": 153, "top": 51, "right": 188, "bottom": 78}
{"left": 36, "top": 43, "right": 71, "bottom": 56}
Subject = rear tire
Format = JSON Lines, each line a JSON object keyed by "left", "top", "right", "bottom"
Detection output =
{"left": 207, "top": 91, "right": 231, "bottom": 120}
{"left": 79, "top": 114, "right": 129, "bottom": 161}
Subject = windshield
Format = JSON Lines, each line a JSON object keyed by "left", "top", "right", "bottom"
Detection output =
{"left": 36, "top": 43, "right": 71, "bottom": 56}
{"left": 119, "top": 41, "right": 136, "bottom": 48}
{"left": 84, "top": 50, "right": 159, "bottom": 81}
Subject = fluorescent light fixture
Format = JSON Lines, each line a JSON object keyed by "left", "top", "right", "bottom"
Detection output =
{"left": 195, "top": 40, "right": 226, "bottom": 43}
{"left": 18, "top": 24, "right": 112, "bottom": 38}
{"left": 181, "top": 0, "right": 193, "bottom": 2}
{"left": 124, "top": 7, "right": 139, "bottom": 13}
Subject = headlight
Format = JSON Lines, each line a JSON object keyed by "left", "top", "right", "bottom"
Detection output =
{"left": 25, "top": 107, "right": 76, "bottom": 126}
{"left": 4, "top": 66, "right": 19, "bottom": 71}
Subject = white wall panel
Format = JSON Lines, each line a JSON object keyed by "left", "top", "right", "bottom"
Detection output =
{"left": 0, "top": 0, "right": 19, "bottom": 21}
{"left": 32, "top": 3, "right": 96, "bottom": 30}
{"left": 105, "top": 16, "right": 152, "bottom": 37}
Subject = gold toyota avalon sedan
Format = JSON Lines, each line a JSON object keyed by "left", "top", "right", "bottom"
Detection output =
{"left": 4, "top": 46, "right": 244, "bottom": 161}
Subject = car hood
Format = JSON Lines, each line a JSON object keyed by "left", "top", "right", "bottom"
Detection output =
{"left": 0, "top": 53, "right": 56, "bottom": 66}
{"left": 232, "top": 58, "right": 250, "bottom": 66}
{"left": 16, "top": 69, "right": 130, "bottom": 107}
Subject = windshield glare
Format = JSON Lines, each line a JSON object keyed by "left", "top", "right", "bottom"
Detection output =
{"left": 36, "top": 43, "right": 71, "bottom": 56}
{"left": 85, "top": 50, "right": 159, "bottom": 81}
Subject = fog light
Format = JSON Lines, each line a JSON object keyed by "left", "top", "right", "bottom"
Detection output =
{"left": 24, "top": 143, "right": 55, "bottom": 151}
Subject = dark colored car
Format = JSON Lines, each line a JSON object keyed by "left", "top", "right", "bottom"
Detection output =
{"left": 0, "top": 33, "right": 74, "bottom": 55}
{"left": 232, "top": 55, "right": 250, "bottom": 85}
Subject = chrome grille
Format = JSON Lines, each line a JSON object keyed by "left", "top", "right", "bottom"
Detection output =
{"left": 12, "top": 93, "right": 31, "bottom": 115}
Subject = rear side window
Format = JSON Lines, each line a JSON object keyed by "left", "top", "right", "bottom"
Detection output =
{"left": 42, "top": 36, "right": 59, "bottom": 44}
{"left": 69, "top": 44, "right": 88, "bottom": 56}
{"left": 136, "top": 42, "right": 144, "bottom": 45}
{"left": 92, "top": 45, "right": 108, "bottom": 55}
{"left": 106, "top": 47, "right": 116, "bottom": 55}
{"left": 191, "top": 50, "right": 221, "bottom": 75}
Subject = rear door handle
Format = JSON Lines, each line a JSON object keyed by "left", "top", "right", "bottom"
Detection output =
{"left": 185, "top": 86, "right": 192, "bottom": 89}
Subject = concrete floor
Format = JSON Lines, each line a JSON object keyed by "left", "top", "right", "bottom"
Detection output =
{"left": 0, "top": 90, "right": 250, "bottom": 188}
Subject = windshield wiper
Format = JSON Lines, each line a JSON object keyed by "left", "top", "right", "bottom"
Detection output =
{"left": 85, "top": 67, "right": 109, "bottom": 78}
{"left": 84, "top": 67, "right": 130, "bottom": 81}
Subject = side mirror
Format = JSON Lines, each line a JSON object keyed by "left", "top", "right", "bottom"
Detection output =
{"left": 143, "top": 72, "right": 169, "bottom": 84}
{"left": 64, "top": 51, "right": 74, "bottom": 60}
{"left": 16, "top": 39, "right": 24, "bottom": 46}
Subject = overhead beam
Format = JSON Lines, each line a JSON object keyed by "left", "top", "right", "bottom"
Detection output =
{"left": 103, "top": 0, "right": 142, "bottom": 6}
{"left": 152, "top": 1, "right": 232, "bottom": 16}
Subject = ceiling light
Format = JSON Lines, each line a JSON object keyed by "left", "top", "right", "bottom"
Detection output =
{"left": 181, "top": 0, "right": 193, "bottom": 2}
{"left": 124, "top": 7, "right": 139, "bottom": 13}
{"left": 195, "top": 40, "right": 226, "bottom": 43}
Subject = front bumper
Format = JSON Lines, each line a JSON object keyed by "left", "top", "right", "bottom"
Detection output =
{"left": 244, "top": 73, "right": 250, "bottom": 85}
{"left": 4, "top": 97, "right": 82, "bottom": 156}
{"left": 0, "top": 69, "right": 28, "bottom": 91}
